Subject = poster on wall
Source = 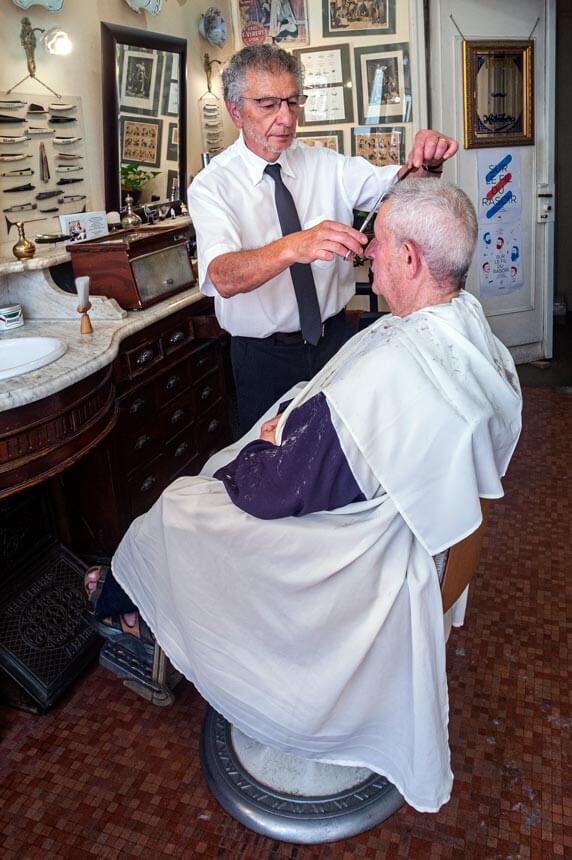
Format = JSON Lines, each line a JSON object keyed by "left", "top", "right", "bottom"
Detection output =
{"left": 351, "top": 126, "right": 404, "bottom": 166}
{"left": 322, "top": 0, "right": 396, "bottom": 39}
{"left": 238, "top": 0, "right": 309, "bottom": 47}
{"left": 118, "top": 45, "right": 164, "bottom": 116}
{"left": 297, "top": 130, "right": 344, "bottom": 153}
{"left": 120, "top": 117, "right": 163, "bottom": 168}
{"left": 294, "top": 44, "right": 354, "bottom": 126}
{"left": 478, "top": 221, "right": 523, "bottom": 296}
{"left": 477, "top": 148, "right": 522, "bottom": 223}
{"left": 354, "top": 43, "right": 411, "bottom": 125}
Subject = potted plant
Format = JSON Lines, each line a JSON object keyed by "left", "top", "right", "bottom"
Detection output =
{"left": 120, "top": 163, "right": 161, "bottom": 205}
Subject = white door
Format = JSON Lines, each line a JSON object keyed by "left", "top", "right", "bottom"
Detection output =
{"left": 429, "top": 0, "right": 555, "bottom": 362}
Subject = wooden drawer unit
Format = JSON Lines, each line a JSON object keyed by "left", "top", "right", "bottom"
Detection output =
{"left": 60, "top": 298, "right": 232, "bottom": 554}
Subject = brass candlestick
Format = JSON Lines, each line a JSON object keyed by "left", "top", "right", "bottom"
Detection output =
{"left": 77, "top": 301, "right": 93, "bottom": 334}
{"left": 12, "top": 221, "right": 36, "bottom": 260}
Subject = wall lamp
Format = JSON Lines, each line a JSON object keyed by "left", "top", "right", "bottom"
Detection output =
{"left": 6, "top": 16, "right": 73, "bottom": 98}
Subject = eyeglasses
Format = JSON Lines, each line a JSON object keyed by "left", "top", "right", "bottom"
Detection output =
{"left": 241, "top": 94, "right": 308, "bottom": 112}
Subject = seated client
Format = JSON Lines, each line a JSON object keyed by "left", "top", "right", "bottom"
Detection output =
{"left": 85, "top": 179, "right": 522, "bottom": 813}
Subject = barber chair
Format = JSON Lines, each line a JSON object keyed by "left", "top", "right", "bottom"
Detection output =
{"left": 200, "top": 502, "right": 489, "bottom": 844}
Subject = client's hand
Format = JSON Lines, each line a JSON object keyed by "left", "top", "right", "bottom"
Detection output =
{"left": 259, "top": 415, "right": 280, "bottom": 444}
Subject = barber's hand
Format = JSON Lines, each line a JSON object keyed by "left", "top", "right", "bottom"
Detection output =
{"left": 259, "top": 415, "right": 280, "bottom": 444}
{"left": 405, "top": 129, "right": 459, "bottom": 170}
{"left": 288, "top": 220, "right": 369, "bottom": 264}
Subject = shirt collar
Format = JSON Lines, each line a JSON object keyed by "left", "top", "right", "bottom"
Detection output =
{"left": 238, "top": 131, "right": 298, "bottom": 185}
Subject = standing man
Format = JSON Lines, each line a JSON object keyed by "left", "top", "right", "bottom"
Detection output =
{"left": 188, "top": 44, "right": 458, "bottom": 434}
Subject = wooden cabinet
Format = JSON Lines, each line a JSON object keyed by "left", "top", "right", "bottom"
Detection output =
{"left": 59, "top": 298, "right": 231, "bottom": 556}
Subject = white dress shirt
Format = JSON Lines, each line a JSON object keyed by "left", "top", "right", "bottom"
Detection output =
{"left": 187, "top": 133, "right": 399, "bottom": 338}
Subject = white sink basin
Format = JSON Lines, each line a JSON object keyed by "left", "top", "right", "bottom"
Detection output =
{"left": 0, "top": 336, "right": 67, "bottom": 381}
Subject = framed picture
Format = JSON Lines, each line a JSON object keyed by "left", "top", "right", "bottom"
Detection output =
{"left": 238, "top": 0, "right": 309, "bottom": 47}
{"left": 322, "top": 0, "right": 396, "bottom": 39}
{"left": 161, "top": 52, "right": 179, "bottom": 117}
{"left": 351, "top": 126, "right": 405, "bottom": 166}
{"left": 294, "top": 43, "right": 354, "bottom": 126}
{"left": 462, "top": 40, "right": 534, "bottom": 149}
{"left": 120, "top": 116, "right": 163, "bottom": 168}
{"left": 297, "top": 129, "right": 344, "bottom": 153}
{"left": 166, "top": 121, "right": 179, "bottom": 161}
{"left": 354, "top": 43, "right": 411, "bottom": 125}
{"left": 118, "top": 45, "right": 164, "bottom": 116}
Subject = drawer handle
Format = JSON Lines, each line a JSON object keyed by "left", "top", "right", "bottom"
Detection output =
{"left": 134, "top": 434, "right": 152, "bottom": 451}
{"left": 163, "top": 277, "right": 174, "bottom": 287}
{"left": 170, "top": 409, "right": 185, "bottom": 425}
{"left": 129, "top": 397, "right": 146, "bottom": 415}
{"left": 200, "top": 385, "right": 213, "bottom": 400}
{"left": 207, "top": 418, "right": 220, "bottom": 433}
{"left": 140, "top": 475, "right": 157, "bottom": 493}
{"left": 135, "top": 348, "right": 154, "bottom": 367}
{"left": 169, "top": 330, "right": 185, "bottom": 345}
{"left": 197, "top": 354, "right": 209, "bottom": 368}
{"left": 174, "top": 441, "right": 190, "bottom": 458}
{"left": 165, "top": 374, "right": 180, "bottom": 390}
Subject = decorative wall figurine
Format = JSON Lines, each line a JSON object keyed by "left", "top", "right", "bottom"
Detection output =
{"left": 11, "top": 1, "right": 65, "bottom": 11}
{"left": 123, "top": 0, "right": 164, "bottom": 15}
{"left": 199, "top": 7, "right": 227, "bottom": 49}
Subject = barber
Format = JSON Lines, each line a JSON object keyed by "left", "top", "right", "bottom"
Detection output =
{"left": 188, "top": 44, "right": 458, "bottom": 435}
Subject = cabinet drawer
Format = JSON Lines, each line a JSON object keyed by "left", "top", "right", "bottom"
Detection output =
{"left": 164, "top": 426, "right": 197, "bottom": 478}
{"left": 123, "top": 337, "right": 163, "bottom": 379}
{"left": 189, "top": 342, "right": 218, "bottom": 381}
{"left": 127, "top": 454, "right": 169, "bottom": 520}
{"left": 156, "top": 362, "right": 191, "bottom": 408}
{"left": 195, "top": 402, "right": 229, "bottom": 466}
{"left": 119, "top": 423, "right": 162, "bottom": 474}
{"left": 161, "top": 319, "right": 193, "bottom": 356}
{"left": 120, "top": 384, "right": 156, "bottom": 430}
{"left": 161, "top": 390, "right": 194, "bottom": 441}
{"left": 193, "top": 368, "right": 222, "bottom": 412}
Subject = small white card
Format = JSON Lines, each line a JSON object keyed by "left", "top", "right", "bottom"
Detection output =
{"left": 59, "top": 210, "right": 108, "bottom": 243}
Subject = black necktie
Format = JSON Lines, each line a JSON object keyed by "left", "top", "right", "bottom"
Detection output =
{"left": 264, "top": 163, "right": 322, "bottom": 345}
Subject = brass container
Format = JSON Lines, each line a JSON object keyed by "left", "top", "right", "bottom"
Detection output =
{"left": 12, "top": 221, "right": 36, "bottom": 260}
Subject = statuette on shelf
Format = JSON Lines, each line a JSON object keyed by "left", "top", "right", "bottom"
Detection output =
{"left": 12, "top": 220, "right": 36, "bottom": 259}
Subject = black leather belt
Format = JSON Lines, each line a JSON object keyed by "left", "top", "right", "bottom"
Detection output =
{"left": 269, "top": 309, "right": 344, "bottom": 346}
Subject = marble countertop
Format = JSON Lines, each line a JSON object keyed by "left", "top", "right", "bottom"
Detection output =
{"left": 0, "top": 287, "right": 204, "bottom": 412}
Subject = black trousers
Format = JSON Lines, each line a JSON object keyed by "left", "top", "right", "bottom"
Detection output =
{"left": 230, "top": 310, "right": 351, "bottom": 436}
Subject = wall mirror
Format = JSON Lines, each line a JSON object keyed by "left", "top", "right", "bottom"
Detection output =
{"left": 101, "top": 22, "right": 187, "bottom": 210}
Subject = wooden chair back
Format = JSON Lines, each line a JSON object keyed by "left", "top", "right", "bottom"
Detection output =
{"left": 440, "top": 500, "right": 490, "bottom": 613}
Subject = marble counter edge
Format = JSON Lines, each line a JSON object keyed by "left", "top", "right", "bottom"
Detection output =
{"left": 0, "top": 287, "right": 205, "bottom": 412}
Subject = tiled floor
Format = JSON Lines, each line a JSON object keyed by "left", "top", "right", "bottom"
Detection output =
{"left": 1, "top": 386, "right": 571, "bottom": 859}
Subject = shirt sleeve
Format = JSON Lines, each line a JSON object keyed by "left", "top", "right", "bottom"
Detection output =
{"left": 213, "top": 393, "right": 367, "bottom": 519}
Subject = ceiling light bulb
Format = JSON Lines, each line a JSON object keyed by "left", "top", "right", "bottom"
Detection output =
{"left": 42, "top": 28, "right": 72, "bottom": 56}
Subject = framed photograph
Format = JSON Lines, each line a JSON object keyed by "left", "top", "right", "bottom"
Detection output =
{"left": 297, "top": 129, "right": 344, "bottom": 153}
{"left": 238, "top": 0, "right": 309, "bottom": 47}
{"left": 322, "top": 0, "right": 396, "bottom": 39}
{"left": 354, "top": 43, "right": 411, "bottom": 125}
{"left": 351, "top": 126, "right": 405, "bottom": 166}
{"left": 161, "top": 52, "right": 179, "bottom": 117}
{"left": 166, "top": 121, "right": 179, "bottom": 161}
{"left": 294, "top": 43, "right": 354, "bottom": 126}
{"left": 462, "top": 40, "right": 534, "bottom": 149}
{"left": 59, "top": 211, "right": 108, "bottom": 243}
{"left": 120, "top": 116, "right": 163, "bottom": 168}
{"left": 118, "top": 45, "right": 164, "bottom": 116}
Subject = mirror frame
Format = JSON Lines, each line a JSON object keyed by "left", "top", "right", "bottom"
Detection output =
{"left": 101, "top": 22, "right": 187, "bottom": 211}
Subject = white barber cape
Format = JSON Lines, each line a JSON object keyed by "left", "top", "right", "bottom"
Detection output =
{"left": 112, "top": 291, "right": 522, "bottom": 812}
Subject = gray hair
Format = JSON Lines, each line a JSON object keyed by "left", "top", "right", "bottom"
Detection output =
{"left": 383, "top": 178, "right": 478, "bottom": 285}
{"left": 222, "top": 45, "right": 304, "bottom": 106}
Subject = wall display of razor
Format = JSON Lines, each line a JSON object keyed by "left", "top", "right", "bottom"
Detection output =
{"left": 0, "top": 93, "right": 91, "bottom": 252}
{"left": 0, "top": 134, "right": 30, "bottom": 144}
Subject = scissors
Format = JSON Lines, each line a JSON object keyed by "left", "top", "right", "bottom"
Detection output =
{"left": 344, "top": 164, "right": 417, "bottom": 261}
